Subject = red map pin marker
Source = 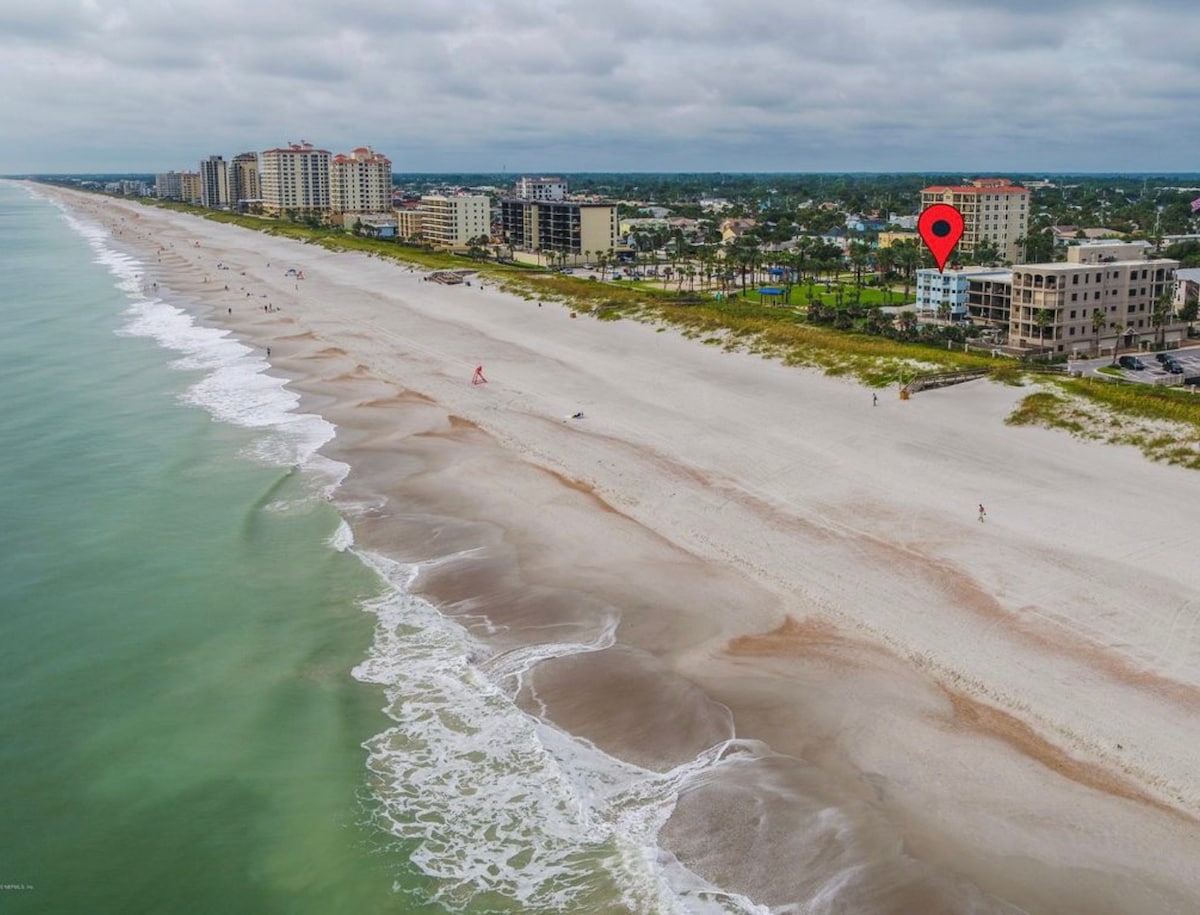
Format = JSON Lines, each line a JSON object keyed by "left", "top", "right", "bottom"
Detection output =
{"left": 918, "top": 204, "right": 965, "bottom": 273}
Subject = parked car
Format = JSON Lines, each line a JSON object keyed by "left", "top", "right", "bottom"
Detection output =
{"left": 1118, "top": 356, "right": 1146, "bottom": 370}
{"left": 1166, "top": 361, "right": 1184, "bottom": 374}
{"left": 1155, "top": 352, "right": 1171, "bottom": 363}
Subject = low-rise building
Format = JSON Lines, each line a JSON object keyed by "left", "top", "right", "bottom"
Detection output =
{"left": 500, "top": 198, "right": 618, "bottom": 261}
{"left": 965, "top": 272, "right": 1013, "bottom": 328}
{"left": 420, "top": 195, "right": 490, "bottom": 247}
{"left": 916, "top": 267, "right": 1001, "bottom": 320}
{"left": 1009, "top": 243, "right": 1181, "bottom": 354}
{"left": 395, "top": 209, "right": 425, "bottom": 241}
{"left": 877, "top": 230, "right": 919, "bottom": 249}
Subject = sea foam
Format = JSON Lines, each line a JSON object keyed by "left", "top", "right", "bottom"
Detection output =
{"left": 59, "top": 201, "right": 769, "bottom": 913}
{"left": 59, "top": 206, "right": 346, "bottom": 490}
{"left": 353, "top": 550, "right": 770, "bottom": 915}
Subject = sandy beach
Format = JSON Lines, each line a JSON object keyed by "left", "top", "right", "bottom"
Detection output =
{"left": 44, "top": 185, "right": 1200, "bottom": 913}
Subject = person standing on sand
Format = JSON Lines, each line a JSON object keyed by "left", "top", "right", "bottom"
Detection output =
{"left": 873, "top": 393, "right": 878, "bottom": 407}
{"left": 978, "top": 504, "right": 987, "bottom": 522}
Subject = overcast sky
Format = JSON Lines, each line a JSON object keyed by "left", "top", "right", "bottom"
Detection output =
{"left": 2, "top": 0, "right": 1199, "bottom": 174}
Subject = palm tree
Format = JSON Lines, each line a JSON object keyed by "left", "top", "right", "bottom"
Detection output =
{"left": 1033, "top": 308, "right": 1054, "bottom": 351}
{"left": 848, "top": 240, "right": 871, "bottom": 301}
{"left": 1091, "top": 307, "right": 1108, "bottom": 355}
{"left": 893, "top": 238, "right": 920, "bottom": 304}
{"left": 1110, "top": 322, "right": 1131, "bottom": 364}
{"left": 1150, "top": 291, "right": 1174, "bottom": 349}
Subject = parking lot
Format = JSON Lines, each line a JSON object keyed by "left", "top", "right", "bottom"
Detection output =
{"left": 1071, "top": 344, "right": 1200, "bottom": 386}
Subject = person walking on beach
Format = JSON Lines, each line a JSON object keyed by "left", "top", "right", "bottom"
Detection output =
{"left": 978, "top": 503, "right": 987, "bottom": 523}
{"left": 873, "top": 392, "right": 878, "bottom": 407}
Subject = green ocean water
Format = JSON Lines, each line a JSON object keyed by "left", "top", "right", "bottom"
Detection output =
{"left": 0, "top": 183, "right": 442, "bottom": 913}
{"left": 0, "top": 183, "right": 773, "bottom": 915}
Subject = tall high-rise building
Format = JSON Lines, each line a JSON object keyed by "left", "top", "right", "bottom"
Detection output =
{"left": 199, "top": 155, "right": 229, "bottom": 209}
{"left": 330, "top": 146, "right": 392, "bottom": 215}
{"left": 919, "top": 178, "right": 1030, "bottom": 264}
{"left": 229, "top": 152, "right": 261, "bottom": 204}
{"left": 260, "top": 141, "right": 331, "bottom": 218}
{"left": 513, "top": 176, "right": 567, "bottom": 201}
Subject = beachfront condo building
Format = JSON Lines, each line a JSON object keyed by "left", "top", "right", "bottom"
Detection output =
{"left": 499, "top": 199, "right": 618, "bottom": 262}
{"left": 155, "top": 171, "right": 184, "bottom": 200}
{"left": 395, "top": 209, "right": 425, "bottom": 241}
{"left": 260, "top": 142, "right": 331, "bottom": 218}
{"left": 920, "top": 178, "right": 1030, "bottom": 264}
{"left": 513, "top": 176, "right": 567, "bottom": 201}
{"left": 179, "top": 172, "right": 202, "bottom": 205}
{"left": 418, "top": 195, "right": 490, "bottom": 248}
{"left": 916, "top": 267, "right": 1008, "bottom": 321}
{"left": 1009, "top": 243, "right": 1182, "bottom": 354}
{"left": 199, "top": 155, "right": 229, "bottom": 209}
{"left": 330, "top": 147, "right": 393, "bottom": 216}
{"left": 229, "top": 152, "right": 261, "bottom": 206}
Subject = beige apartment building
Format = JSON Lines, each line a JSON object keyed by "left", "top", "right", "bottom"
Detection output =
{"left": 395, "top": 209, "right": 424, "bottom": 241}
{"left": 330, "top": 146, "right": 392, "bottom": 217}
{"left": 1009, "top": 243, "right": 1182, "bottom": 354}
{"left": 499, "top": 199, "right": 618, "bottom": 261}
{"left": 419, "top": 195, "right": 490, "bottom": 247}
{"left": 179, "top": 171, "right": 202, "bottom": 205}
{"left": 920, "top": 177, "right": 1030, "bottom": 264}
{"left": 260, "top": 142, "right": 331, "bottom": 218}
{"left": 229, "top": 152, "right": 261, "bottom": 205}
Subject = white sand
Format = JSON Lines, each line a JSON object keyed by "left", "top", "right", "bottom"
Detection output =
{"left": 48, "top": 186, "right": 1200, "bottom": 912}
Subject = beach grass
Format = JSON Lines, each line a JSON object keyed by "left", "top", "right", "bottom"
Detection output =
{"left": 1007, "top": 378, "right": 1200, "bottom": 468}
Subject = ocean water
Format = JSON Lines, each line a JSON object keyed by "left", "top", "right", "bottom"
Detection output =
{"left": 0, "top": 183, "right": 769, "bottom": 914}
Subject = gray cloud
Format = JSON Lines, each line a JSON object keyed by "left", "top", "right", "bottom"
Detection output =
{"left": 0, "top": 0, "right": 1198, "bottom": 173}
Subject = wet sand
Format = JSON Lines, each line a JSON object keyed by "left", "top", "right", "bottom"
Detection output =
{"left": 43, "top": 185, "right": 1200, "bottom": 913}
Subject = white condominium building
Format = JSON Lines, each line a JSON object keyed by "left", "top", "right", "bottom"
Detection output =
{"left": 920, "top": 177, "right": 1030, "bottom": 264}
{"left": 260, "top": 141, "right": 331, "bottom": 217}
{"left": 199, "top": 155, "right": 229, "bottom": 209}
{"left": 330, "top": 146, "right": 393, "bottom": 215}
{"left": 513, "top": 176, "right": 567, "bottom": 201}
{"left": 419, "top": 195, "right": 490, "bottom": 247}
